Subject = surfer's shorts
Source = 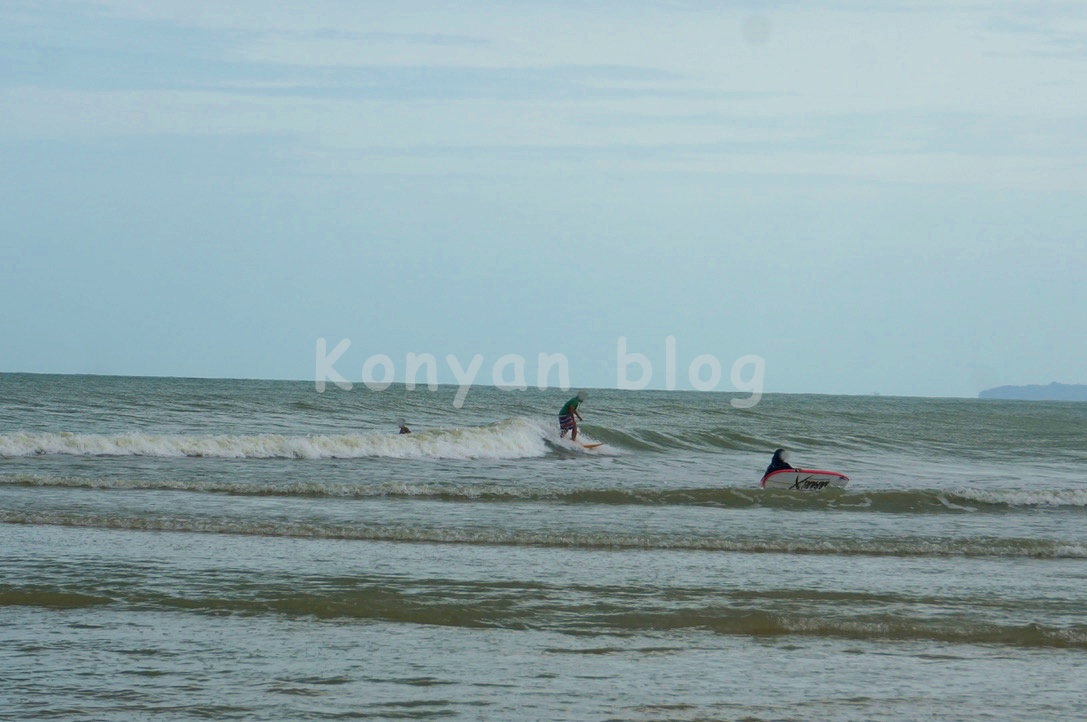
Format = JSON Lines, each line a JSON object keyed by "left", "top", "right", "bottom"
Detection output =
{"left": 559, "top": 414, "right": 576, "bottom": 431}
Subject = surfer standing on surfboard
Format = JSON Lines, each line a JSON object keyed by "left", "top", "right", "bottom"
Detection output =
{"left": 765, "top": 448, "right": 794, "bottom": 476}
{"left": 559, "top": 391, "right": 587, "bottom": 441}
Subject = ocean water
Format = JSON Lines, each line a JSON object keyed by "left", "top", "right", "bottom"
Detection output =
{"left": 1, "top": 372, "right": 1085, "bottom": 721}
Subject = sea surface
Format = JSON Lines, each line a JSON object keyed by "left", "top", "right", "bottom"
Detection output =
{"left": 1, "top": 372, "right": 1085, "bottom": 721}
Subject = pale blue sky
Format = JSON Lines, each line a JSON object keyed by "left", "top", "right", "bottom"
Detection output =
{"left": 2, "top": 0, "right": 1085, "bottom": 396}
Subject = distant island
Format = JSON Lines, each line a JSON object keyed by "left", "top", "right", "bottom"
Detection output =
{"left": 979, "top": 382, "right": 1087, "bottom": 402}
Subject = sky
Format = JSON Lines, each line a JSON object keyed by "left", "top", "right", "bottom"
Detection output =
{"left": 1, "top": 0, "right": 1085, "bottom": 397}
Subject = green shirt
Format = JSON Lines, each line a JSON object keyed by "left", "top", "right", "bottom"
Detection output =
{"left": 559, "top": 397, "right": 581, "bottom": 416}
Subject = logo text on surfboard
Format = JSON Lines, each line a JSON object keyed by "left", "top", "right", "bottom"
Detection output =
{"left": 791, "top": 476, "right": 830, "bottom": 490}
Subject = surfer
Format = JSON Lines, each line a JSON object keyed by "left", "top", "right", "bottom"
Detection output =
{"left": 558, "top": 391, "right": 587, "bottom": 441}
{"left": 397, "top": 418, "right": 411, "bottom": 434}
{"left": 764, "top": 448, "right": 794, "bottom": 476}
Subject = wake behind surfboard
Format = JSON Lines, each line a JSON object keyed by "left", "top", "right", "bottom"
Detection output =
{"left": 761, "top": 469, "right": 849, "bottom": 491}
{"left": 546, "top": 435, "right": 606, "bottom": 453}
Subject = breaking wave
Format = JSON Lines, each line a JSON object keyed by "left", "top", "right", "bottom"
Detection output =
{"left": 0, "top": 418, "right": 606, "bottom": 461}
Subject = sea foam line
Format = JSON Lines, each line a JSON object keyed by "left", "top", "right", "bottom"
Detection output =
{"left": 0, "top": 418, "right": 560, "bottom": 460}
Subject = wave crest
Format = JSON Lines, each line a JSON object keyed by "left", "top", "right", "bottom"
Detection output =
{"left": 3, "top": 474, "right": 1085, "bottom": 511}
{"left": 0, "top": 418, "right": 565, "bottom": 461}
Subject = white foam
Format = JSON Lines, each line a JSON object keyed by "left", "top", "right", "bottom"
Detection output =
{"left": 0, "top": 417, "right": 554, "bottom": 461}
{"left": 953, "top": 487, "right": 1087, "bottom": 507}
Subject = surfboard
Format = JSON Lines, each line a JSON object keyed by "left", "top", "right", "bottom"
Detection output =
{"left": 581, "top": 442, "right": 605, "bottom": 449}
{"left": 760, "top": 469, "right": 849, "bottom": 490}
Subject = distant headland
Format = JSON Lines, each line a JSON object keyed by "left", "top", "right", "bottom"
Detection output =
{"left": 979, "top": 382, "right": 1087, "bottom": 401}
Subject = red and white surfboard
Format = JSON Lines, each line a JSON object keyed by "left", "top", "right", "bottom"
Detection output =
{"left": 760, "top": 469, "right": 850, "bottom": 490}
